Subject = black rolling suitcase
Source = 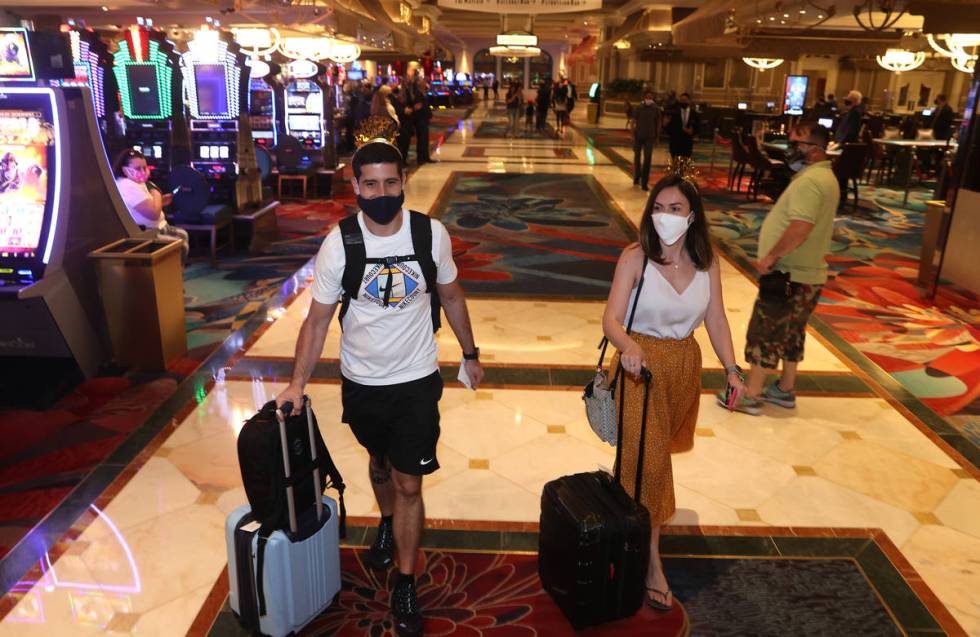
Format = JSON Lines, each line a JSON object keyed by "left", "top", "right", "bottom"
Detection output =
{"left": 539, "top": 369, "right": 653, "bottom": 630}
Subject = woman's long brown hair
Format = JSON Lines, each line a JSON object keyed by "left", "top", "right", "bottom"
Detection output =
{"left": 638, "top": 174, "right": 714, "bottom": 271}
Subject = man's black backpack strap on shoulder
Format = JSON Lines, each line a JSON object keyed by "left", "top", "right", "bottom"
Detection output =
{"left": 337, "top": 210, "right": 442, "bottom": 331}
{"left": 408, "top": 210, "right": 442, "bottom": 331}
{"left": 338, "top": 215, "right": 365, "bottom": 326}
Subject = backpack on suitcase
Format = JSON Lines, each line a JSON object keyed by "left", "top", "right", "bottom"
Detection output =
{"left": 227, "top": 397, "right": 347, "bottom": 637}
{"left": 539, "top": 369, "right": 653, "bottom": 630}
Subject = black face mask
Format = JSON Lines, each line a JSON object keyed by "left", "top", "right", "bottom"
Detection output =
{"left": 358, "top": 191, "right": 404, "bottom": 225}
{"left": 785, "top": 141, "right": 807, "bottom": 171}
{"left": 843, "top": 99, "right": 853, "bottom": 107}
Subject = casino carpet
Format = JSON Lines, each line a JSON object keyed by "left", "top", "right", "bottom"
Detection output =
{"left": 204, "top": 531, "right": 946, "bottom": 637}
{"left": 431, "top": 172, "right": 633, "bottom": 300}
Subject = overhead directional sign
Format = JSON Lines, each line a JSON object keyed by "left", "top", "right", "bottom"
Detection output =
{"left": 497, "top": 33, "right": 538, "bottom": 47}
{"left": 438, "top": 0, "right": 601, "bottom": 14}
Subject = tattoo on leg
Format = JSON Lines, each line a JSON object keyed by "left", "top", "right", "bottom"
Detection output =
{"left": 370, "top": 461, "right": 391, "bottom": 485}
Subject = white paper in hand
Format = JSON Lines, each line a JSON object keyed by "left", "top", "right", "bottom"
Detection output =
{"left": 457, "top": 358, "right": 474, "bottom": 390}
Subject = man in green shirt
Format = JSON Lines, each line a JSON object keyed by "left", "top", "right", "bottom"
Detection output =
{"left": 726, "top": 123, "right": 839, "bottom": 415}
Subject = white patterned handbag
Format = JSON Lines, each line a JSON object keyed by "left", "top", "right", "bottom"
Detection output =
{"left": 583, "top": 258, "right": 647, "bottom": 447}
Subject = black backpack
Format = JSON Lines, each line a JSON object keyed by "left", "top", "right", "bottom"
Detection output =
{"left": 237, "top": 399, "right": 346, "bottom": 613}
{"left": 338, "top": 210, "right": 442, "bottom": 332}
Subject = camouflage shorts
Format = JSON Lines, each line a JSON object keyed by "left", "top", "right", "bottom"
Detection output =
{"left": 745, "top": 280, "right": 822, "bottom": 369}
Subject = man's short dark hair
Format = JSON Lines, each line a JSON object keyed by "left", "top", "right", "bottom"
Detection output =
{"left": 352, "top": 141, "right": 404, "bottom": 180}
{"left": 680, "top": 92, "right": 690, "bottom": 99}
{"left": 797, "top": 122, "right": 830, "bottom": 147}
{"left": 936, "top": 93, "right": 947, "bottom": 102}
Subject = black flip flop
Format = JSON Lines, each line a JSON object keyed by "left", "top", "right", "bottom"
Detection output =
{"left": 645, "top": 586, "right": 673, "bottom": 611}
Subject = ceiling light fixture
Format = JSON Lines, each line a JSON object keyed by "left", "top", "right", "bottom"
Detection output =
{"left": 951, "top": 55, "right": 975, "bottom": 74}
{"left": 876, "top": 48, "right": 925, "bottom": 72}
{"left": 743, "top": 57, "right": 784, "bottom": 70}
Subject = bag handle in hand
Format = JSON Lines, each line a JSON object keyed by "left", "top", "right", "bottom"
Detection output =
{"left": 596, "top": 256, "right": 648, "bottom": 388}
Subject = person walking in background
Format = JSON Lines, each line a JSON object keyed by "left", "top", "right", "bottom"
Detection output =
{"left": 664, "top": 92, "right": 699, "bottom": 159}
{"left": 536, "top": 79, "right": 552, "bottom": 132}
{"left": 392, "top": 81, "right": 414, "bottom": 162}
{"left": 412, "top": 78, "right": 434, "bottom": 164}
{"left": 481, "top": 78, "right": 490, "bottom": 102}
{"left": 505, "top": 82, "right": 522, "bottom": 137}
{"left": 631, "top": 90, "right": 661, "bottom": 191}
{"left": 553, "top": 79, "right": 569, "bottom": 136}
{"left": 729, "top": 122, "right": 839, "bottom": 415}
{"left": 492, "top": 77, "right": 499, "bottom": 101}
{"left": 525, "top": 98, "right": 535, "bottom": 135}
{"left": 566, "top": 79, "right": 577, "bottom": 123}
{"left": 603, "top": 172, "right": 744, "bottom": 611}
{"left": 931, "top": 93, "right": 954, "bottom": 141}
{"left": 829, "top": 90, "right": 864, "bottom": 149}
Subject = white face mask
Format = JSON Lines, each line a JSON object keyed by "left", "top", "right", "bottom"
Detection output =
{"left": 643, "top": 99, "right": 654, "bottom": 106}
{"left": 652, "top": 212, "right": 693, "bottom": 246}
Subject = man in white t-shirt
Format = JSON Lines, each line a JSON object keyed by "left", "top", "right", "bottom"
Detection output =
{"left": 276, "top": 140, "right": 483, "bottom": 637}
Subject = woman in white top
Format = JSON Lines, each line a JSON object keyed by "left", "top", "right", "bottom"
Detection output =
{"left": 602, "top": 173, "right": 745, "bottom": 611}
{"left": 112, "top": 149, "right": 188, "bottom": 261}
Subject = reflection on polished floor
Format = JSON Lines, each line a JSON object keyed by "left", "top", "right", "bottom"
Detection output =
{"left": 1, "top": 103, "right": 978, "bottom": 637}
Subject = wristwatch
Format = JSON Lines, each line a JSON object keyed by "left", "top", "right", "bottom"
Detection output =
{"left": 463, "top": 347, "right": 480, "bottom": 361}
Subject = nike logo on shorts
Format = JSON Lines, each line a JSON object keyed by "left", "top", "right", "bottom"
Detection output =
{"left": 420, "top": 457, "right": 434, "bottom": 466}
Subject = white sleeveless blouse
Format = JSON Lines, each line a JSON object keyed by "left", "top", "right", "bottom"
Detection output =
{"left": 625, "top": 262, "right": 710, "bottom": 340}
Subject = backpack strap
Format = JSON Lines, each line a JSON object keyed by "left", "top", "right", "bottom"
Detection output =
{"left": 409, "top": 210, "right": 442, "bottom": 332}
{"left": 338, "top": 211, "right": 441, "bottom": 333}
{"left": 255, "top": 524, "right": 274, "bottom": 616}
{"left": 338, "top": 215, "right": 365, "bottom": 328}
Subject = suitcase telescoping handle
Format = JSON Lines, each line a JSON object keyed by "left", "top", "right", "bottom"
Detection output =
{"left": 276, "top": 397, "right": 325, "bottom": 535}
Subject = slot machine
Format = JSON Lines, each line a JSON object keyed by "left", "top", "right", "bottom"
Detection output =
{"left": 54, "top": 25, "right": 121, "bottom": 159}
{"left": 247, "top": 59, "right": 283, "bottom": 151}
{"left": 111, "top": 23, "right": 188, "bottom": 189}
{"left": 179, "top": 26, "right": 259, "bottom": 209}
{"left": 283, "top": 59, "right": 326, "bottom": 162}
{"left": 0, "top": 27, "right": 140, "bottom": 394}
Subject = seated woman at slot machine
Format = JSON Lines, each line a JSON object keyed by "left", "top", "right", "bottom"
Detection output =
{"left": 112, "top": 149, "right": 189, "bottom": 262}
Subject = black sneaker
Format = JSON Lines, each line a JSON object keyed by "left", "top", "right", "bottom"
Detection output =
{"left": 391, "top": 575, "right": 423, "bottom": 637}
{"left": 366, "top": 516, "right": 394, "bottom": 570}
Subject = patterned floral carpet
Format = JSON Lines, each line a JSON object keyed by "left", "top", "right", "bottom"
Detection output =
{"left": 206, "top": 547, "right": 909, "bottom": 636}
{"left": 431, "top": 172, "right": 632, "bottom": 299}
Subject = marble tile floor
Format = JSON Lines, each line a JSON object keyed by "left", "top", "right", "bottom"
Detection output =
{"left": 2, "top": 380, "right": 977, "bottom": 636}
{"left": 245, "top": 284, "right": 851, "bottom": 372}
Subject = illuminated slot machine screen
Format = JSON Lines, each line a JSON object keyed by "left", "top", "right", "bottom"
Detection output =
{"left": 0, "top": 94, "right": 57, "bottom": 272}
{"left": 249, "top": 82, "right": 273, "bottom": 117}
{"left": 0, "top": 28, "right": 34, "bottom": 81}
{"left": 126, "top": 64, "right": 161, "bottom": 117}
{"left": 782, "top": 75, "right": 809, "bottom": 116}
{"left": 194, "top": 63, "right": 230, "bottom": 118}
{"left": 288, "top": 114, "right": 320, "bottom": 131}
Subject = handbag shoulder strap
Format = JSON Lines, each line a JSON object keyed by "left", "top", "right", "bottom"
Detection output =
{"left": 596, "top": 255, "right": 648, "bottom": 369}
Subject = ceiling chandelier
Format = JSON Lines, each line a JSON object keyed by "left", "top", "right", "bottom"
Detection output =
{"left": 232, "top": 27, "right": 281, "bottom": 58}
{"left": 489, "top": 45, "right": 541, "bottom": 57}
{"left": 277, "top": 36, "right": 360, "bottom": 63}
{"left": 876, "top": 48, "right": 925, "bottom": 72}
{"left": 853, "top": 0, "right": 906, "bottom": 32}
{"left": 742, "top": 57, "right": 784, "bottom": 70}
{"left": 926, "top": 33, "right": 980, "bottom": 58}
{"left": 951, "top": 54, "right": 976, "bottom": 74}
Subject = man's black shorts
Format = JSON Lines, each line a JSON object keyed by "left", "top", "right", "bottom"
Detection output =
{"left": 340, "top": 371, "right": 443, "bottom": 476}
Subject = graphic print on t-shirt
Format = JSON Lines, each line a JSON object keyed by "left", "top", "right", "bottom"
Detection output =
{"left": 361, "top": 261, "right": 424, "bottom": 310}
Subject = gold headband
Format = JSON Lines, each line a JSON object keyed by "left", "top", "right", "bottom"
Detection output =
{"left": 353, "top": 115, "right": 401, "bottom": 159}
